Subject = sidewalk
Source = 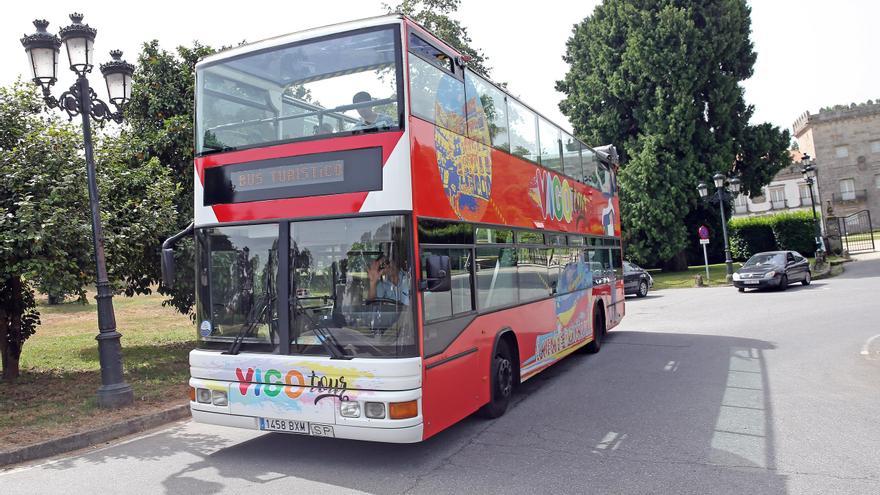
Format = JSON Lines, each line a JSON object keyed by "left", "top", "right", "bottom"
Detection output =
{"left": 0, "top": 404, "right": 190, "bottom": 467}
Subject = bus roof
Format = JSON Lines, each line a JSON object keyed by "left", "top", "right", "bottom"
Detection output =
{"left": 196, "top": 14, "right": 405, "bottom": 68}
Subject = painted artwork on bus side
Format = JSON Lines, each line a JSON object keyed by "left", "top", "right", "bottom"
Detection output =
{"left": 520, "top": 253, "right": 594, "bottom": 378}
{"left": 411, "top": 116, "right": 620, "bottom": 237}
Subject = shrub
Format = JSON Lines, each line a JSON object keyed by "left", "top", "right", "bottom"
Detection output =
{"left": 771, "top": 211, "right": 816, "bottom": 256}
{"left": 728, "top": 211, "right": 816, "bottom": 260}
{"left": 729, "top": 216, "right": 775, "bottom": 260}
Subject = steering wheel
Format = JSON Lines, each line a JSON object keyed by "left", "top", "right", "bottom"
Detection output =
{"left": 364, "top": 297, "right": 399, "bottom": 305}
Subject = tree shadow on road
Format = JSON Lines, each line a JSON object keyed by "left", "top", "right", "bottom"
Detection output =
{"left": 28, "top": 331, "right": 787, "bottom": 494}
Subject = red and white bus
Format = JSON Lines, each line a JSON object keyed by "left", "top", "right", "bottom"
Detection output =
{"left": 164, "top": 14, "right": 624, "bottom": 443}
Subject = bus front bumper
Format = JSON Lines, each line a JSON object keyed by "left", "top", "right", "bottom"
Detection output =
{"left": 190, "top": 407, "right": 424, "bottom": 443}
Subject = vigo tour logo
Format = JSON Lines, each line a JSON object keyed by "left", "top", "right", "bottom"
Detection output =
{"left": 234, "top": 367, "right": 349, "bottom": 405}
{"left": 529, "top": 169, "right": 587, "bottom": 223}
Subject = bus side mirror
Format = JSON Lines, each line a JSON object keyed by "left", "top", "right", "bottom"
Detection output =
{"left": 161, "top": 248, "right": 175, "bottom": 287}
{"left": 161, "top": 222, "right": 194, "bottom": 289}
{"left": 422, "top": 255, "right": 451, "bottom": 292}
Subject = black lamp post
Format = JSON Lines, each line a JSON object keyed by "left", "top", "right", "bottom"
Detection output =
{"left": 697, "top": 173, "right": 741, "bottom": 282}
{"left": 21, "top": 14, "right": 134, "bottom": 408}
{"left": 800, "top": 153, "right": 825, "bottom": 258}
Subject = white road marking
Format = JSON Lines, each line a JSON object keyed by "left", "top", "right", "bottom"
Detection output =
{"left": 595, "top": 431, "right": 627, "bottom": 450}
{"left": 860, "top": 334, "right": 880, "bottom": 356}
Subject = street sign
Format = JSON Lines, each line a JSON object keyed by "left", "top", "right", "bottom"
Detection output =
{"left": 698, "top": 225, "right": 710, "bottom": 240}
{"left": 698, "top": 226, "right": 710, "bottom": 281}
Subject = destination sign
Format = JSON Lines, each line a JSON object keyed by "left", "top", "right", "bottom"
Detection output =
{"left": 203, "top": 147, "right": 382, "bottom": 205}
{"left": 229, "top": 160, "right": 345, "bottom": 192}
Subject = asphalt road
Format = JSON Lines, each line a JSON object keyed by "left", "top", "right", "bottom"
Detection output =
{"left": 3, "top": 254, "right": 879, "bottom": 494}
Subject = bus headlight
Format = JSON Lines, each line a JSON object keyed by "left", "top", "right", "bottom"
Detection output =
{"left": 211, "top": 390, "right": 228, "bottom": 406}
{"left": 364, "top": 402, "right": 386, "bottom": 419}
{"left": 339, "top": 401, "right": 361, "bottom": 418}
{"left": 196, "top": 388, "right": 212, "bottom": 404}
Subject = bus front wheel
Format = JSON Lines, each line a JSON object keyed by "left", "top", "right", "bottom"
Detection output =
{"left": 584, "top": 307, "right": 604, "bottom": 354}
{"left": 478, "top": 339, "right": 514, "bottom": 419}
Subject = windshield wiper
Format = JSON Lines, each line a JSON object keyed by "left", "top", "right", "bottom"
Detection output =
{"left": 294, "top": 299, "right": 351, "bottom": 360}
{"left": 223, "top": 244, "right": 277, "bottom": 355}
{"left": 223, "top": 293, "right": 274, "bottom": 355}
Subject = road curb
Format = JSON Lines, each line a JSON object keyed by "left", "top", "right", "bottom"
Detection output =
{"left": 813, "top": 262, "right": 843, "bottom": 280}
{"left": 0, "top": 404, "right": 190, "bottom": 467}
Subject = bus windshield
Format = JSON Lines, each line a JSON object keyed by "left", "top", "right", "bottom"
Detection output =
{"left": 291, "top": 215, "right": 415, "bottom": 358}
{"left": 196, "top": 26, "right": 401, "bottom": 154}
{"left": 195, "top": 216, "right": 416, "bottom": 357}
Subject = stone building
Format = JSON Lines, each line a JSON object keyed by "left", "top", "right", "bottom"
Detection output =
{"left": 792, "top": 101, "right": 880, "bottom": 227}
{"left": 731, "top": 150, "right": 818, "bottom": 218}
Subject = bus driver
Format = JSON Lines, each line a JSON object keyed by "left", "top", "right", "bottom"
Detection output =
{"left": 366, "top": 255, "right": 410, "bottom": 305}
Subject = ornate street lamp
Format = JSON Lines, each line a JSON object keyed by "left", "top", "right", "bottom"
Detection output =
{"left": 21, "top": 13, "right": 134, "bottom": 408}
{"left": 800, "top": 153, "right": 825, "bottom": 257}
{"left": 697, "top": 173, "right": 737, "bottom": 281}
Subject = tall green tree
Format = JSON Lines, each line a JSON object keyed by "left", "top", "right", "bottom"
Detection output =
{"left": 386, "top": 0, "right": 493, "bottom": 76}
{"left": 0, "top": 82, "right": 177, "bottom": 380}
{"left": 119, "top": 41, "right": 216, "bottom": 315}
{"left": 557, "top": 0, "right": 790, "bottom": 269}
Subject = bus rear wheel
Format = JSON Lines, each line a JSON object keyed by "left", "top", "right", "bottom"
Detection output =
{"left": 478, "top": 339, "right": 514, "bottom": 419}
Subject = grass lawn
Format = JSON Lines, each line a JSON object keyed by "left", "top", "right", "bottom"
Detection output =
{"left": 0, "top": 290, "right": 194, "bottom": 451}
{"left": 648, "top": 262, "right": 732, "bottom": 289}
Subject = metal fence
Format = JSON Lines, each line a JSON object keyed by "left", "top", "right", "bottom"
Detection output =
{"left": 839, "top": 210, "right": 876, "bottom": 253}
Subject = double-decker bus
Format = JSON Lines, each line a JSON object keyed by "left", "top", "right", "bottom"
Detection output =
{"left": 163, "top": 14, "right": 624, "bottom": 443}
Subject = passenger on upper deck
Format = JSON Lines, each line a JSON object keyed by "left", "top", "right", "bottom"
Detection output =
{"left": 352, "top": 91, "right": 394, "bottom": 130}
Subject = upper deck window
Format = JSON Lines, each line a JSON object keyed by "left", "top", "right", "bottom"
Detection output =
{"left": 508, "top": 99, "right": 538, "bottom": 163}
{"left": 196, "top": 26, "right": 402, "bottom": 154}
{"left": 464, "top": 70, "right": 510, "bottom": 152}
{"left": 409, "top": 34, "right": 454, "bottom": 73}
{"left": 408, "top": 34, "right": 465, "bottom": 135}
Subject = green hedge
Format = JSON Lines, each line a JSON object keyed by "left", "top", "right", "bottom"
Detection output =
{"left": 728, "top": 211, "right": 815, "bottom": 260}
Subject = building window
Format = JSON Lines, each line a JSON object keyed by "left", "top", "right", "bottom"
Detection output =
{"left": 835, "top": 145, "right": 849, "bottom": 158}
{"left": 871, "top": 141, "right": 880, "bottom": 154}
{"left": 769, "top": 187, "right": 786, "bottom": 209}
{"left": 839, "top": 178, "right": 855, "bottom": 200}
{"left": 799, "top": 183, "right": 813, "bottom": 204}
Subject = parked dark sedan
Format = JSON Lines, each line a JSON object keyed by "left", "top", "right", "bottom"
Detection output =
{"left": 733, "top": 251, "right": 811, "bottom": 292}
{"left": 623, "top": 261, "right": 653, "bottom": 297}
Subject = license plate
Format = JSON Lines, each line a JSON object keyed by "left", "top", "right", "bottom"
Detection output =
{"left": 744, "top": 280, "right": 760, "bottom": 285}
{"left": 259, "top": 418, "right": 334, "bottom": 437}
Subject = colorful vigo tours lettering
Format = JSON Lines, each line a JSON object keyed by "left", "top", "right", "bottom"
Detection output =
{"left": 235, "top": 367, "right": 349, "bottom": 404}
{"left": 529, "top": 169, "right": 588, "bottom": 223}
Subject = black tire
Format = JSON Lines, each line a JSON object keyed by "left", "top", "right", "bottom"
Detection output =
{"left": 636, "top": 279, "right": 649, "bottom": 298}
{"left": 584, "top": 308, "right": 604, "bottom": 354}
{"left": 802, "top": 271, "right": 811, "bottom": 286}
{"left": 478, "top": 339, "right": 515, "bottom": 419}
{"left": 779, "top": 275, "right": 788, "bottom": 291}
{"left": 738, "top": 287, "right": 745, "bottom": 292}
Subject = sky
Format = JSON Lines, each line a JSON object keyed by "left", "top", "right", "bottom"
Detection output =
{"left": 3, "top": 0, "right": 878, "bottom": 136}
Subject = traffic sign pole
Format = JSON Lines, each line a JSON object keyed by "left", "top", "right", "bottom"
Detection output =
{"left": 702, "top": 242, "right": 710, "bottom": 280}
{"left": 698, "top": 225, "right": 710, "bottom": 282}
